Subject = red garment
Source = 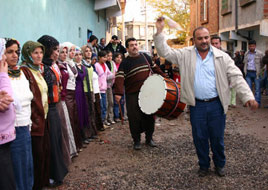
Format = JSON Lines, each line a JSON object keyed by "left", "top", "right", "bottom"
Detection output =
{"left": 173, "top": 74, "right": 180, "bottom": 83}
{"left": 58, "top": 62, "right": 69, "bottom": 101}
{"left": 115, "top": 62, "right": 120, "bottom": 70}
{"left": 100, "top": 63, "right": 106, "bottom": 73}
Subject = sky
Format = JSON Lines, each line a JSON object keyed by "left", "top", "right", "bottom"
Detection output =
{"left": 124, "top": 0, "right": 158, "bottom": 23}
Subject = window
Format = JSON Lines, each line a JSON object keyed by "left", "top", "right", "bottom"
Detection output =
{"left": 200, "top": 0, "right": 208, "bottom": 24}
{"left": 240, "top": 0, "right": 256, "bottom": 7}
{"left": 221, "top": 0, "right": 232, "bottom": 16}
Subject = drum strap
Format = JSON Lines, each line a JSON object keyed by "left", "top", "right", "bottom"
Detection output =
{"left": 141, "top": 53, "right": 154, "bottom": 75}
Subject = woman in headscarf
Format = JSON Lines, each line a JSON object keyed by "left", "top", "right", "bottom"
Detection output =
{"left": 20, "top": 41, "right": 50, "bottom": 190}
{"left": 0, "top": 38, "right": 16, "bottom": 190}
{"left": 61, "top": 42, "right": 83, "bottom": 152}
{"left": 58, "top": 44, "right": 77, "bottom": 157}
{"left": 5, "top": 38, "right": 34, "bottom": 190}
{"left": 73, "top": 47, "right": 90, "bottom": 144}
{"left": 37, "top": 35, "right": 68, "bottom": 187}
{"left": 81, "top": 45, "right": 98, "bottom": 140}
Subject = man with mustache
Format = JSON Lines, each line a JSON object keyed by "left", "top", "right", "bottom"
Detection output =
{"left": 153, "top": 17, "right": 258, "bottom": 177}
{"left": 114, "top": 38, "right": 165, "bottom": 150}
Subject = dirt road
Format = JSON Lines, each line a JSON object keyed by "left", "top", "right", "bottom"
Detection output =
{"left": 49, "top": 96, "right": 268, "bottom": 190}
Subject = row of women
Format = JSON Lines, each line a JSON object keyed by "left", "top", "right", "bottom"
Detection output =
{"left": 0, "top": 35, "right": 125, "bottom": 190}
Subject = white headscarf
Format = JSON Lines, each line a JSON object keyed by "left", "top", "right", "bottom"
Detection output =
{"left": 0, "top": 38, "right": 6, "bottom": 60}
{"left": 61, "top": 42, "right": 76, "bottom": 62}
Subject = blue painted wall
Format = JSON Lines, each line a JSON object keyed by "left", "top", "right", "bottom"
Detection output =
{"left": 0, "top": 0, "right": 107, "bottom": 47}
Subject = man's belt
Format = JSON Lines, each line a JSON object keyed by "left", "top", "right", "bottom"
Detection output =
{"left": 195, "top": 96, "right": 219, "bottom": 102}
{"left": 247, "top": 70, "right": 256, "bottom": 72}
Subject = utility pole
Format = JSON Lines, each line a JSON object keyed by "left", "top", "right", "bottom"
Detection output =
{"left": 144, "top": 0, "right": 148, "bottom": 51}
{"left": 120, "top": 0, "right": 126, "bottom": 46}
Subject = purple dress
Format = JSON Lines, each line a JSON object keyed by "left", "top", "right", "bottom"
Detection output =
{"left": 75, "top": 65, "right": 89, "bottom": 129}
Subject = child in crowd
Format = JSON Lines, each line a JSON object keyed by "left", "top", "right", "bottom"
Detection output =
{"left": 113, "top": 53, "right": 125, "bottom": 122}
{"left": 105, "top": 50, "right": 117, "bottom": 124}
{"left": 94, "top": 51, "right": 114, "bottom": 126}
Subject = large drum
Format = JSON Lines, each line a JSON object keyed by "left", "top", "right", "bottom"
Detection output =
{"left": 138, "top": 74, "right": 186, "bottom": 120}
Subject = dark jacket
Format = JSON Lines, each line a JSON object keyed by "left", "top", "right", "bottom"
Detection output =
{"left": 104, "top": 42, "right": 127, "bottom": 56}
{"left": 21, "top": 67, "right": 46, "bottom": 136}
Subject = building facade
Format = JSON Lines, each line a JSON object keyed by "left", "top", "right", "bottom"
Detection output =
{"left": 0, "top": 0, "right": 123, "bottom": 47}
{"left": 219, "top": 0, "right": 268, "bottom": 53}
{"left": 189, "top": 0, "right": 219, "bottom": 40}
{"left": 189, "top": 0, "right": 268, "bottom": 53}
{"left": 121, "top": 21, "right": 155, "bottom": 52}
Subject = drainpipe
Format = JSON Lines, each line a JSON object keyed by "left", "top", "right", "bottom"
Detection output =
{"left": 196, "top": 0, "right": 198, "bottom": 28}
{"left": 235, "top": 0, "right": 238, "bottom": 31}
{"left": 235, "top": 0, "right": 250, "bottom": 41}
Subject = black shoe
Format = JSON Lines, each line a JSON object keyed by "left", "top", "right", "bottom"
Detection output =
{"left": 198, "top": 168, "right": 209, "bottom": 177}
{"left": 215, "top": 167, "right": 225, "bottom": 177}
{"left": 49, "top": 181, "right": 63, "bottom": 188}
{"left": 146, "top": 140, "right": 157, "bottom": 147}
{"left": 133, "top": 142, "right": 141, "bottom": 150}
{"left": 99, "top": 127, "right": 105, "bottom": 131}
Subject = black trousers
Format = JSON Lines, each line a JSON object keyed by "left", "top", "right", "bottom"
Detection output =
{"left": 0, "top": 142, "right": 16, "bottom": 190}
{"left": 126, "top": 92, "right": 155, "bottom": 143}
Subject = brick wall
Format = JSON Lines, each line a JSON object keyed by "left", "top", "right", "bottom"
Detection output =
{"left": 189, "top": 0, "right": 219, "bottom": 39}
{"left": 264, "top": 0, "right": 268, "bottom": 18}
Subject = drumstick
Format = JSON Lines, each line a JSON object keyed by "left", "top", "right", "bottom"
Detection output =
{"left": 116, "top": 99, "right": 124, "bottom": 125}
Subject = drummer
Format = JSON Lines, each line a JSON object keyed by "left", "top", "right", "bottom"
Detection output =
{"left": 153, "top": 17, "right": 258, "bottom": 177}
{"left": 114, "top": 38, "right": 165, "bottom": 150}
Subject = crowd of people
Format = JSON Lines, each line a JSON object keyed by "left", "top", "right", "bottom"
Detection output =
{"left": 1, "top": 18, "right": 268, "bottom": 190}
{"left": 0, "top": 35, "right": 127, "bottom": 190}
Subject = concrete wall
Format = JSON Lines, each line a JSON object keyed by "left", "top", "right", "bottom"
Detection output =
{"left": 0, "top": 0, "right": 107, "bottom": 47}
{"left": 220, "top": 0, "right": 264, "bottom": 31}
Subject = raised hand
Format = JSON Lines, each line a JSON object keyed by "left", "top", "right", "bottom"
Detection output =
{"left": 156, "top": 17, "right": 165, "bottom": 34}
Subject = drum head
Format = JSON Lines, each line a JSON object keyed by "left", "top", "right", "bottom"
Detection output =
{"left": 138, "top": 74, "right": 166, "bottom": 114}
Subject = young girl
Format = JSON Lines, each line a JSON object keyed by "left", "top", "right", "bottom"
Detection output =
{"left": 91, "top": 55, "right": 105, "bottom": 131}
{"left": 113, "top": 53, "right": 124, "bottom": 122}
{"left": 105, "top": 50, "right": 117, "bottom": 124}
{"left": 94, "top": 51, "right": 113, "bottom": 126}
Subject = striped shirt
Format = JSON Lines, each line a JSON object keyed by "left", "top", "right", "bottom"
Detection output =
{"left": 114, "top": 53, "right": 164, "bottom": 95}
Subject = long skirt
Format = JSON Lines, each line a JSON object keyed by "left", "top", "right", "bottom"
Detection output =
{"left": 61, "top": 101, "right": 77, "bottom": 157}
{"left": 48, "top": 104, "right": 68, "bottom": 182}
{"left": 32, "top": 122, "right": 50, "bottom": 190}
{"left": 56, "top": 102, "right": 71, "bottom": 167}
{"left": 65, "top": 90, "right": 83, "bottom": 150}
{"left": 85, "top": 92, "right": 98, "bottom": 137}
{"left": 10, "top": 126, "right": 34, "bottom": 190}
{"left": 0, "top": 142, "right": 16, "bottom": 190}
{"left": 94, "top": 93, "right": 104, "bottom": 130}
